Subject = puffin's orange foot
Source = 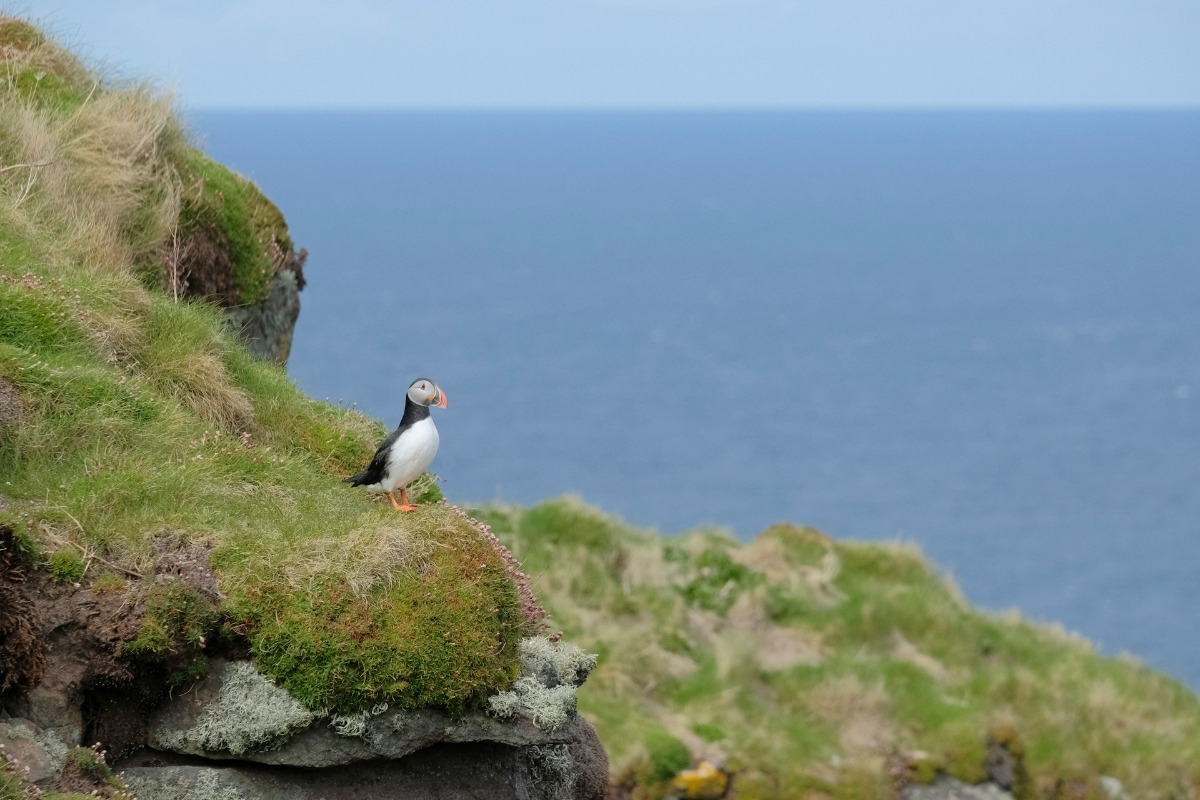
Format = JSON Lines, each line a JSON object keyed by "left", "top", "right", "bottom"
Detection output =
{"left": 389, "top": 489, "right": 419, "bottom": 512}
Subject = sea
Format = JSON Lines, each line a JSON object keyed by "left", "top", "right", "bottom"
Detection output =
{"left": 191, "top": 109, "right": 1200, "bottom": 691}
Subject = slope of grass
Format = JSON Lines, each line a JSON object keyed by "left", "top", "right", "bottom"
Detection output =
{"left": 477, "top": 497, "right": 1200, "bottom": 799}
{"left": 0, "top": 16, "right": 540, "bottom": 716}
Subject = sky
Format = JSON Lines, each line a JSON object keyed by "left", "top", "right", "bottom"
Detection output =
{"left": 9, "top": 0, "right": 1200, "bottom": 109}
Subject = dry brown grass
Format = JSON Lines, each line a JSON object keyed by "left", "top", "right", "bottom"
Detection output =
{"left": 1, "top": 18, "right": 185, "bottom": 277}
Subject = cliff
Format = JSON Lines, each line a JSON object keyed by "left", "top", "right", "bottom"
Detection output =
{"left": 0, "top": 15, "right": 605, "bottom": 800}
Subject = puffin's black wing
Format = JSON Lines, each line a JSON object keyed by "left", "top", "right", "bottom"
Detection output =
{"left": 345, "top": 426, "right": 403, "bottom": 486}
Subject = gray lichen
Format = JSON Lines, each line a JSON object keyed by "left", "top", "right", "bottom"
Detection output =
{"left": 488, "top": 637, "right": 597, "bottom": 732}
{"left": 153, "top": 661, "right": 316, "bottom": 756}
{"left": 523, "top": 743, "right": 576, "bottom": 800}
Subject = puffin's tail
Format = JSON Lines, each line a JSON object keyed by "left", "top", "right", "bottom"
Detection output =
{"left": 344, "top": 472, "right": 366, "bottom": 486}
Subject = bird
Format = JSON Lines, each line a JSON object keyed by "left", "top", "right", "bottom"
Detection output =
{"left": 345, "top": 377, "right": 449, "bottom": 511}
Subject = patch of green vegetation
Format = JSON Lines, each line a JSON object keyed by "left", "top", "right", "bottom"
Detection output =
{"left": 690, "top": 722, "right": 726, "bottom": 743}
{"left": 679, "top": 547, "right": 764, "bottom": 614}
{"left": 54, "top": 745, "right": 133, "bottom": 798}
{"left": 0, "top": 760, "right": 25, "bottom": 800}
{"left": 175, "top": 148, "right": 280, "bottom": 306}
{"left": 125, "top": 579, "right": 218, "bottom": 655}
{"left": 62, "top": 745, "right": 113, "bottom": 781}
{"left": 47, "top": 547, "right": 85, "bottom": 583}
{"left": 483, "top": 498, "right": 1200, "bottom": 799}
{"left": 90, "top": 571, "right": 127, "bottom": 594}
{"left": 229, "top": 510, "right": 529, "bottom": 713}
{"left": 644, "top": 728, "right": 690, "bottom": 782}
{"left": 2, "top": 65, "right": 88, "bottom": 112}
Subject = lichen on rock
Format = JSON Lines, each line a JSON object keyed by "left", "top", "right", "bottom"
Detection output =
{"left": 149, "top": 660, "right": 316, "bottom": 757}
{"left": 488, "top": 637, "right": 597, "bottom": 732}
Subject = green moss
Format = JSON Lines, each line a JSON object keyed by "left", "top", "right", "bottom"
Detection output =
{"left": 644, "top": 728, "right": 690, "bottom": 782}
{"left": 124, "top": 579, "right": 219, "bottom": 680}
{"left": 48, "top": 547, "right": 85, "bottom": 583}
{"left": 230, "top": 512, "right": 529, "bottom": 713}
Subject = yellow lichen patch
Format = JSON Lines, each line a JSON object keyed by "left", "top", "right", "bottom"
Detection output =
{"left": 671, "top": 761, "right": 731, "bottom": 800}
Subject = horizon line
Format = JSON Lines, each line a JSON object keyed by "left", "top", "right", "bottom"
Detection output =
{"left": 185, "top": 102, "right": 1200, "bottom": 114}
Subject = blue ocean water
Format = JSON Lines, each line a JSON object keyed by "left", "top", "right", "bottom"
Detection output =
{"left": 192, "top": 110, "right": 1200, "bottom": 690}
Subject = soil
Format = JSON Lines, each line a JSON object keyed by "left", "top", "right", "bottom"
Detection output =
{"left": 1, "top": 531, "right": 230, "bottom": 759}
{"left": 0, "top": 524, "right": 46, "bottom": 695}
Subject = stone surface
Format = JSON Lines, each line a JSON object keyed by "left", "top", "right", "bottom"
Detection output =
{"left": 901, "top": 778, "right": 1013, "bottom": 800}
{"left": 0, "top": 718, "right": 60, "bottom": 783}
{"left": 150, "top": 639, "right": 595, "bottom": 768}
{"left": 126, "top": 718, "right": 607, "bottom": 800}
{"left": 223, "top": 268, "right": 301, "bottom": 365}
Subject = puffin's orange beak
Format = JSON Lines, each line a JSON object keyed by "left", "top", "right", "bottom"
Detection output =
{"left": 435, "top": 388, "right": 448, "bottom": 408}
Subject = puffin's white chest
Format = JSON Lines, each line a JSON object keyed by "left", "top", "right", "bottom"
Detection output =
{"left": 382, "top": 417, "right": 440, "bottom": 491}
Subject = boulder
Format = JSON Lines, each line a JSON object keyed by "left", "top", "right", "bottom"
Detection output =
{"left": 148, "top": 638, "right": 596, "bottom": 768}
{"left": 125, "top": 725, "right": 606, "bottom": 800}
{"left": 131, "top": 638, "right": 607, "bottom": 799}
{"left": 0, "top": 718, "right": 60, "bottom": 784}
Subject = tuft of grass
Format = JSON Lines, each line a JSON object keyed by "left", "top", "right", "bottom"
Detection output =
{"left": 47, "top": 547, "right": 85, "bottom": 583}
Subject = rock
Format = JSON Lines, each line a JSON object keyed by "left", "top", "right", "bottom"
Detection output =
{"left": 901, "top": 777, "right": 1013, "bottom": 800}
{"left": 148, "top": 659, "right": 316, "bottom": 759}
{"left": 126, "top": 718, "right": 607, "bottom": 800}
{"left": 223, "top": 268, "right": 301, "bottom": 365}
{"left": 149, "top": 639, "right": 596, "bottom": 768}
{"left": 0, "top": 718, "right": 61, "bottom": 783}
{"left": 8, "top": 683, "right": 82, "bottom": 744}
{"left": 563, "top": 715, "right": 609, "bottom": 800}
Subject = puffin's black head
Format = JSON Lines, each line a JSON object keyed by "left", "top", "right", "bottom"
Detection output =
{"left": 408, "top": 377, "right": 448, "bottom": 409}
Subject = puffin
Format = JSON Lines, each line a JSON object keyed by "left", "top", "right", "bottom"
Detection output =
{"left": 345, "top": 377, "right": 449, "bottom": 511}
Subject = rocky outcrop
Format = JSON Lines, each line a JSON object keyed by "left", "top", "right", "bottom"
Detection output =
{"left": 0, "top": 613, "right": 607, "bottom": 800}
{"left": 222, "top": 266, "right": 303, "bottom": 365}
{"left": 124, "top": 642, "right": 605, "bottom": 800}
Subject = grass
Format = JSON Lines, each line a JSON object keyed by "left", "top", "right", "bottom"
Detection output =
{"left": 476, "top": 497, "right": 1200, "bottom": 799}
{"left": 0, "top": 15, "right": 540, "bottom": 718}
